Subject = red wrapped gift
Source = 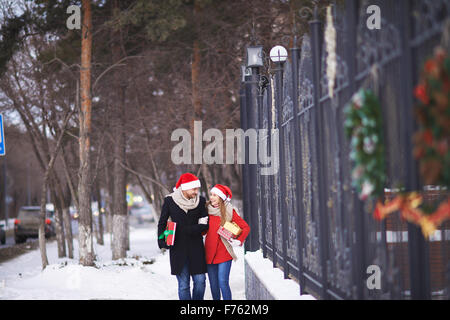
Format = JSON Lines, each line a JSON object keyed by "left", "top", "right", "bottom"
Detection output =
{"left": 217, "top": 226, "right": 233, "bottom": 241}
{"left": 159, "top": 221, "right": 177, "bottom": 246}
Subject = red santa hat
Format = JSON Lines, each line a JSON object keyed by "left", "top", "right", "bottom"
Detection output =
{"left": 210, "top": 184, "right": 232, "bottom": 202}
{"left": 174, "top": 173, "right": 201, "bottom": 191}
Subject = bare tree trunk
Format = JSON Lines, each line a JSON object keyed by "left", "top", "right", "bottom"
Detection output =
{"left": 62, "top": 206, "right": 73, "bottom": 258}
{"left": 53, "top": 173, "right": 74, "bottom": 259}
{"left": 112, "top": 119, "right": 127, "bottom": 258}
{"left": 111, "top": 0, "right": 128, "bottom": 260}
{"left": 78, "top": 0, "right": 95, "bottom": 266}
{"left": 95, "top": 180, "right": 104, "bottom": 245}
{"left": 50, "top": 186, "right": 66, "bottom": 258}
{"left": 61, "top": 143, "right": 79, "bottom": 208}
{"left": 103, "top": 152, "right": 113, "bottom": 235}
{"left": 59, "top": 124, "right": 76, "bottom": 258}
{"left": 38, "top": 182, "right": 49, "bottom": 269}
{"left": 60, "top": 147, "right": 75, "bottom": 259}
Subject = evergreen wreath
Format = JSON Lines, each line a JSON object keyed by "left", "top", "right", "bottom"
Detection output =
{"left": 344, "top": 88, "right": 386, "bottom": 201}
{"left": 413, "top": 47, "right": 450, "bottom": 188}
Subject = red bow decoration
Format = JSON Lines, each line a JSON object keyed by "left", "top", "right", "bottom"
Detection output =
{"left": 374, "top": 194, "right": 450, "bottom": 239}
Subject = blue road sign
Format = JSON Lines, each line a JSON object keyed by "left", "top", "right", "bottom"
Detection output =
{"left": 0, "top": 114, "right": 5, "bottom": 156}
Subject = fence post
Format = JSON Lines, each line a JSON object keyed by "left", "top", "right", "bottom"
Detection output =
{"left": 242, "top": 73, "right": 252, "bottom": 253}
{"left": 310, "top": 5, "right": 329, "bottom": 299}
{"left": 268, "top": 80, "right": 278, "bottom": 269}
{"left": 258, "top": 81, "right": 267, "bottom": 257}
{"left": 399, "top": 0, "right": 431, "bottom": 300}
{"left": 344, "top": 0, "right": 366, "bottom": 300}
{"left": 290, "top": 35, "right": 306, "bottom": 293}
{"left": 246, "top": 67, "right": 260, "bottom": 252}
{"left": 274, "top": 59, "right": 289, "bottom": 278}
{"left": 240, "top": 78, "right": 250, "bottom": 253}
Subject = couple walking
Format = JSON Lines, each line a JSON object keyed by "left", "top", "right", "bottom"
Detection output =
{"left": 157, "top": 172, "right": 250, "bottom": 300}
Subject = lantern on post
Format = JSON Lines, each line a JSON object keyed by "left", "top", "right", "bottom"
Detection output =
{"left": 246, "top": 45, "right": 264, "bottom": 69}
{"left": 269, "top": 45, "right": 288, "bottom": 63}
{"left": 241, "top": 64, "right": 251, "bottom": 83}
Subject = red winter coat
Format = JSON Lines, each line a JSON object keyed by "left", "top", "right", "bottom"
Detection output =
{"left": 204, "top": 209, "right": 250, "bottom": 264}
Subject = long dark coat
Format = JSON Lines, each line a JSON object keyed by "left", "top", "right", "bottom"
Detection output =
{"left": 157, "top": 195, "right": 209, "bottom": 275}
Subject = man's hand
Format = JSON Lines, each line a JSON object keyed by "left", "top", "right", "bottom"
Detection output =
{"left": 158, "top": 238, "right": 170, "bottom": 250}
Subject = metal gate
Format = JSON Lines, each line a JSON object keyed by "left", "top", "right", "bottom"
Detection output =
{"left": 240, "top": 0, "right": 450, "bottom": 300}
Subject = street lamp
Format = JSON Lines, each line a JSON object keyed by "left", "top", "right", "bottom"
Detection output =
{"left": 246, "top": 45, "right": 264, "bottom": 68}
{"left": 243, "top": 44, "right": 265, "bottom": 253}
{"left": 269, "top": 45, "right": 288, "bottom": 63}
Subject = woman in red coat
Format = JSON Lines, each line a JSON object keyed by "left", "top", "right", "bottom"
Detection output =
{"left": 204, "top": 184, "right": 250, "bottom": 300}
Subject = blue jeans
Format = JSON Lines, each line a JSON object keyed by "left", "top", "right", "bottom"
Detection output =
{"left": 207, "top": 260, "right": 232, "bottom": 300}
{"left": 176, "top": 261, "right": 206, "bottom": 300}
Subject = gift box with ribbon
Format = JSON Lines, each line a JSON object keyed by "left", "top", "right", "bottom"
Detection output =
{"left": 223, "top": 221, "right": 242, "bottom": 237}
{"left": 159, "top": 221, "right": 176, "bottom": 246}
{"left": 217, "top": 225, "right": 233, "bottom": 241}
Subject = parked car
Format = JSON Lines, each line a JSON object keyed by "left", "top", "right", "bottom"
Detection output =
{"left": 0, "top": 223, "right": 5, "bottom": 245}
{"left": 14, "top": 206, "right": 56, "bottom": 244}
{"left": 130, "top": 204, "right": 155, "bottom": 224}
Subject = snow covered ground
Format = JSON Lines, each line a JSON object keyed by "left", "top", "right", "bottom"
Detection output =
{"left": 245, "top": 250, "right": 315, "bottom": 300}
{"left": 0, "top": 220, "right": 316, "bottom": 300}
{"left": 0, "top": 222, "right": 246, "bottom": 300}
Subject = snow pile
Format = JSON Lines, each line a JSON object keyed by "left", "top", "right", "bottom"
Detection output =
{"left": 244, "top": 250, "right": 316, "bottom": 300}
{"left": 0, "top": 223, "right": 245, "bottom": 300}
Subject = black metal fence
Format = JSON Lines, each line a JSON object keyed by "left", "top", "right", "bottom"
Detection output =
{"left": 240, "top": 0, "right": 450, "bottom": 300}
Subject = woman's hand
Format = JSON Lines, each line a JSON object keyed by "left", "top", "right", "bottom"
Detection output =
{"left": 198, "top": 216, "right": 208, "bottom": 225}
{"left": 227, "top": 238, "right": 241, "bottom": 247}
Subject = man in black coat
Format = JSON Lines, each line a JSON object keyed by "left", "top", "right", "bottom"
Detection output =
{"left": 157, "top": 173, "right": 209, "bottom": 300}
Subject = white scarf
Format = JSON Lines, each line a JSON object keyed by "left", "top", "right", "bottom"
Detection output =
{"left": 166, "top": 187, "right": 200, "bottom": 213}
{"left": 207, "top": 202, "right": 237, "bottom": 261}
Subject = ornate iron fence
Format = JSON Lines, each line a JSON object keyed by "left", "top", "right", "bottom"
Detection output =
{"left": 240, "top": 0, "right": 449, "bottom": 300}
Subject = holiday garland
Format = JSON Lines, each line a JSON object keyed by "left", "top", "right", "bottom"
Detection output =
{"left": 344, "top": 88, "right": 386, "bottom": 201}
{"left": 374, "top": 192, "right": 450, "bottom": 238}
{"left": 371, "top": 48, "right": 450, "bottom": 239}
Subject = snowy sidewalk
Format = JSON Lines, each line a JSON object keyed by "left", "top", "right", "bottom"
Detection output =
{"left": 0, "top": 223, "right": 245, "bottom": 300}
